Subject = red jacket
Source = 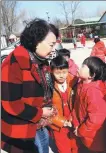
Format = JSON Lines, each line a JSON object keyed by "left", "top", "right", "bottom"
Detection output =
{"left": 74, "top": 80, "right": 106, "bottom": 151}
{"left": 1, "top": 46, "right": 51, "bottom": 152}
{"left": 91, "top": 41, "right": 106, "bottom": 62}
{"left": 80, "top": 35, "right": 86, "bottom": 45}
{"left": 50, "top": 74, "right": 79, "bottom": 131}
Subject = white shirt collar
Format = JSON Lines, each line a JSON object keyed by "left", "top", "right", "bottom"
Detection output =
{"left": 58, "top": 80, "right": 67, "bottom": 92}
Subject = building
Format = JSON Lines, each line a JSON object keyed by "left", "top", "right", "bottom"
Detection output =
{"left": 60, "top": 11, "right": 106, "bottom": 38}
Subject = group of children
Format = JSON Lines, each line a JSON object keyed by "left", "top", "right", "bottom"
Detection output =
{"left": 36, "top": 48, "right": 106, "bottom": 153}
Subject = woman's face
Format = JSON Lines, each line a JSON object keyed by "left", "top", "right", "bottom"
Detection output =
{"left": 36, "top": 32, "right": 56, "bottom": 58}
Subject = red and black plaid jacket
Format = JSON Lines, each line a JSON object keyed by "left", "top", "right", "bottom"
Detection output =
{"left": 1, "top": 46, "right": 50, "bottom": 152}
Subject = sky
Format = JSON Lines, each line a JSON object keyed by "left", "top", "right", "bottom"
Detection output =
{"left": 18, "top": 1, "right": 106, "bottom": 21}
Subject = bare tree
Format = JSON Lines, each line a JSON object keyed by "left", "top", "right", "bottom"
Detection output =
{"left": 60, "top": 1, "right": 70, "bottom": 25}
{"left": 51, "top": 17, "right": 65, "bottom": 28}
{"left": 13, "top": 10, "right": 26, "bottom": 33}
{"left": 69, "top": 1, "right": 81, "bottom": 24}
{"left": 60, "top": 1, "right": 81, "bottom": 25}
{"left": 1, "top": 1, "right": 22, "bottom": 38}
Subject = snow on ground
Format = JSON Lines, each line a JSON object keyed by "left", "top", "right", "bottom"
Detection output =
{"left": 62, "top": 38, "right": 106, "bottom": 68}
{"left": 1, "top": 38, "right": 106, "bottom": 153}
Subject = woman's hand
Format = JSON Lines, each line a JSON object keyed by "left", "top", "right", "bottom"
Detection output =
{"left": 42, "top": 107, "right": 54, "bottom": 118}
{"left": 37, "top": 117, "right": 52, "bottom": 129}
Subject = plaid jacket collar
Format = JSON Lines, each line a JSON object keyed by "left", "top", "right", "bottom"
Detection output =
{"left": 13, "top": 45, "right": 50, "bottom": 84}
{"left": 13, "top": 45, "right": 49, "bottom": 70}
{"left": 13, "top": 45, "right": 31, "bottom": 70}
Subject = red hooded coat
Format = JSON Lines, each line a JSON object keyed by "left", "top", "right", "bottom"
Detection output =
{"left": 74, "top": 80, "right": 106, "bottom": 152}
{"left": 91, "top": 41, "right": 106, "bottom": 62}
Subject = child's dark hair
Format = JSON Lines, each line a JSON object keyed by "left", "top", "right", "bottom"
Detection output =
{"left": 50, "top": 55, "right": 69, "bottom": 70}
{"left": 58, "top": 48, "right": 70, "bottom": 58}
{"left": 83, "top": 56, "right": 106, "bottom": 81}
{"left": 94, "top": 37, "right": 100, "bottom": 43}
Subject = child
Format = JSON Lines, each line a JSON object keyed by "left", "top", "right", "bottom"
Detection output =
{"left": 58, "top": 49, "right": 79, "bottom": 105}
{"left": 80, "top": 33, "right": 86, "bottom": 47}
{"left": 50, "top": 55, "right": 80, "bottom": 153}
{"left": 58, "top": 48, "right": 79, "bottom": 77}
{"left": 74, "top": 56, "right": 106, "bottom": 153}
{"left": 90, "top": 36, "right": 106, "bottom": 62}
{"left": 72, "top": 36, "right": 77, "bottom": 49}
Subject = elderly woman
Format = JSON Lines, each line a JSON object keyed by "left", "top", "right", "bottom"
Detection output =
{"left": 1, "top": 18, "right": 59, "bottom": 153}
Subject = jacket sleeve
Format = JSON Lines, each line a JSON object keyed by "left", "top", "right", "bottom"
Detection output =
{"left": 1, "top": 61, "right": 42, "bottom": 123}
{"left": 104, "top": 48, "right": 106, "bottom": 55}
{"left": 71, "top": 109, "right": 79, "bottom": 128}
{"left": 78, "top": 88, "right": 106, "bottom": 137}
{"left": 51, "top": 114, "right": 66, "bottom": 128}
{"left": 90, "top": 47, "right": 97, "bottom": 56}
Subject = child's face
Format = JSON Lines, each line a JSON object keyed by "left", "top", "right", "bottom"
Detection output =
{"left": 78, "top": 64, "right": 91, "bottom": 80}
{"left": 63, "top": 56, "right": 69, "bottom": 62}
{"left": 52, "top": 68, "right": 68, "bottom": 84}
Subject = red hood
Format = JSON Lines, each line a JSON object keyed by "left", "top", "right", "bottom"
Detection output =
{"left": 95, "top": 41, "right": 105, "bottom": 49}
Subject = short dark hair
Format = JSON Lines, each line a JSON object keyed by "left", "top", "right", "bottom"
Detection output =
{"left": 20, "top": 18, "right": 58, "bottom": 52}
{"left": 83, "top": 56, "right": 106, "bottom": 81}
{"left": 58, "top": 48, "right": 70, "bottom": 58}
{"left": 49, "top": 24, "right": 59, "bottom": 39}
{"left": 94, "top": 37, "right": 100, "bottom": 43}
{"left": 50, "top": 55, "right": 69, "bottom": 70}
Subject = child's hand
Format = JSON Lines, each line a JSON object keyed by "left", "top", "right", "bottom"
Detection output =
{"left": 67, "top": 121, "right": 72, "bottom": 127}
{"left": 74, "top": 126, "right": 78, "bottom": 136}
{"left": 64, "top": 120, "right": 72, "bottom": 127}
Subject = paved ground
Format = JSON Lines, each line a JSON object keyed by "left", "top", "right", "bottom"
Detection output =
{"left": 62, "top": 38, "right": 106, "bottom": 68}
{"left": 1, "top": 38, "right": 106, "bottom": 153}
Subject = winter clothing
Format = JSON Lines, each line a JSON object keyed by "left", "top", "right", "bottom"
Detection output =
{"left": 50, "top": 75, "right": 71, "bottom": 131}
{"left": 50, "top": 74, "right": 79, "bottom": 153}
{"left": 80, "top": 34, "right": 86, "bottom": 47}
{"left": 1, "top": 45, "right": 53, "bottom": 153}
{"left": 90, "top": 41, "right": 106, "bottom": 62}
{"left": 53, "top": 127, "right": 79, "bottom": 153}
{"left": 68, "top": 59, "right": 79, "bottom": 76}
{"left": 74, "top": 80, "right": 106, "bottom": 152}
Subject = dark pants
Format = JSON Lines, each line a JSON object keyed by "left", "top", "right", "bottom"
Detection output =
{"left": 79, "top": 143, "right": 106, "bottom": 153}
